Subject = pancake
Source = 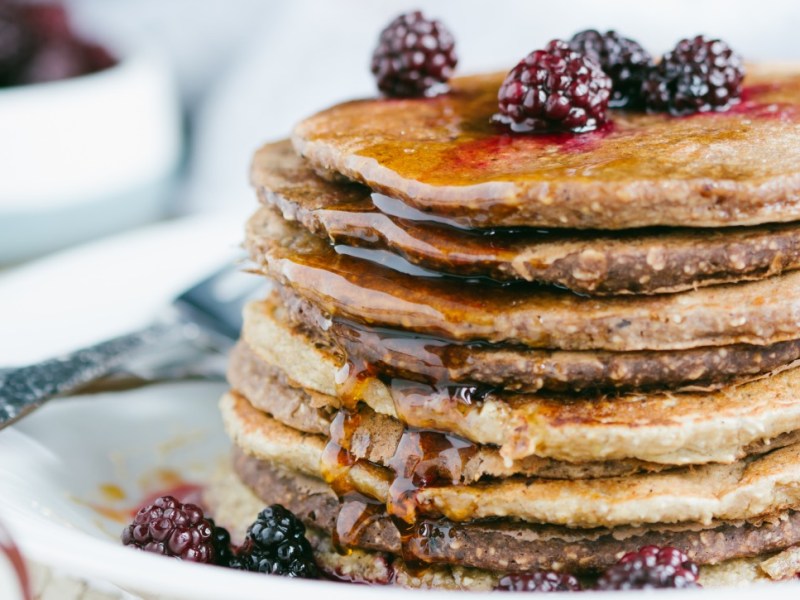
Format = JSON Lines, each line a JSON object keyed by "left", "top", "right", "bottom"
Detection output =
{"left": 229, "top": 339, "right": 800, "bottom": 481}
{"left": 292, "top": 66, "right": 800, "bottom": 230}
{"left": 227, "top": 341, "right": 333, "bottom": 435}
{"left": 215, "top": 448, "right": 800, "bottom": 579}
{"left": 242, "top": 298, "right": 800, "bottom": 465}
{"left": 254, "top": 141, "right": 800, "bottom": 295}
{"left": 247, "top": 208, "right": 800, "bottom": 351}
{"left": 222, "top": 392, "right": 800, "bottom": 528}
{"left": 280, "top": 289, "right": 800, "bottom": 394}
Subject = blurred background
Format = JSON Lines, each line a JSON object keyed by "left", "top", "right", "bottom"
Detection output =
{"left": 2, "top": 0, "right": 800, "bottom": 263}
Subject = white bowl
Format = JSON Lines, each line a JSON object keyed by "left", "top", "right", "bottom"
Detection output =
{"left": 0, "top": 45, "right": 181, "bottom": 263}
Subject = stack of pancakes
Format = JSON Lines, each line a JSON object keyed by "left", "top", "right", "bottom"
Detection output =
{"left": 210, "top": 66, "right": 800, "bottom": 588}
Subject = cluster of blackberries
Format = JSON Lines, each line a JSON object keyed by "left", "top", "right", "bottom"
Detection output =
{"left": 369, "top": 11, "right": 744, "bottom": 134}
{"left": 498, "top": 30, "right": 743, "bottom": 132}
{"left": 122, "top": 497, "right": 318, "bottom": 580}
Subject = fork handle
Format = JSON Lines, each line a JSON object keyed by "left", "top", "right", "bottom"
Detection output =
{"left": 0, "top": 322, "right": 178, "bottom": 429}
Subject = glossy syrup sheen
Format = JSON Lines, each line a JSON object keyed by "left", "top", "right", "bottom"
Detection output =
{"left": 308, "top": 71, "right": 800, "bottom": 187}
{"left": 319, "top": 397, "right": 482, "bottom": 558}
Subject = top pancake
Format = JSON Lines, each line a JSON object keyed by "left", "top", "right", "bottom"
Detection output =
{"left": 293, "top": 66, "right": 800, "bottom": 230}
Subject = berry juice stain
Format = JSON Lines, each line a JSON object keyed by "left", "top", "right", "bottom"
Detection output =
{"left": 676, "top": 84, "right": 800, "bottom": 122}
{"left": 0, "top": 523, "right": 31, "bottom": 600}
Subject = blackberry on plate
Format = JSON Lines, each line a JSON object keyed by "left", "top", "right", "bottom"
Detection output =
{"left": 233, "top": 505, "right": 319, "bottom": 579}
{"left": 568, "top": 29, "right": 652, "bottom": 108}
{"left": 496, "top": 571, "right": 582, "bottom": 592}
{"left": 642, "top": 35, "right": 745, "bottom": 115}
{"left": 122, "top": 496, "right": 225, "bottom": 565}
{"left": 596, "top": 546, "right": 701, "bottom": 590}
{"left": 495, "top": 40, "right": 612, "bottom": 133}
{"left": 207, "top": 518, "right": 236, "bottom": 568}
{"left": 371, "top": 10, "right": 457, "bottom": 98}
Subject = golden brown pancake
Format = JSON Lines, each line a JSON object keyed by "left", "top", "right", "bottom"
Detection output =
{"left": 228, "top": 343, "right": 800, "bottom": 481}
{"left": 208, "top": 457, "right": 790, "bottom": 587}
{"left": 240, "top": 298, "right": 800, "bottom": 465}
{"left": 279, "top": 288, "right": 800, "bottom": 394}
{"left": 221, "top": 392, "right": 800, "bottom": 528}
{"left": 247, "top": 209, "right": 800, "bottom": 352}
{"left": 218, "top": 447, "right": 800, "bottom": 577}
{"left": 293, "top": 67, "right": 800, "bottom": 230}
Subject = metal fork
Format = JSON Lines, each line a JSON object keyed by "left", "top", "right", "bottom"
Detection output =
{"left": 0, "top": 261, "right": 264, "bottom": 429}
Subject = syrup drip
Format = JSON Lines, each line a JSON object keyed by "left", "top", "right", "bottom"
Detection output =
{"left": 332, "top": 494, "right": 384, "bottom": 553}
{"left": 320, "top": 410, "right": 389, "bottom": 554}
{"left": 320, "top": 410, "right": 360, "bottom": 497}
{"left": 390, "top": 379, "right": 491, "bottom": 419}
{"left": 332, "top": 320, "right": 455, "bottom": 386}
{"left": 334, "top": 357, "right": 378, "bottom": 411}
{"left": 323, "top": 311, "right": 489, "bottom": 566}
{"left": 385, "top": 428, "right": 477, "bottom": 524}
{"left": 320, "top": 407, "right": 479, "bottom": 562}
{"left": 371, "top": 192, "right": 556, "bottom": 239}
{"left": 327, "top": 311, "right": 502, "bottom": 398}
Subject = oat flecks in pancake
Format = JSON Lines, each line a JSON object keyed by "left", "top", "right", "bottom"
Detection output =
{"left": 228, "top": 338, "right": 800, "bottom": 480}
{"left": 293, "top": 68, "right": 800, "bottom": 230}
{"left": 240, "top": 298, "right": 800, "bottom": 465}
{"left": 220, "top": 391, "right": 800, "bottom": 529}
{"left": 216, "top": 446, "right": 799, "bottom": 579}
{"left": 278, "top": 285, "right": 800, "bottom": 394}
{"left": 252, "top": 141, "right": 800, "bottom": 295}
{"left": 246, "top": 208, "right": 800, "bottom": 352}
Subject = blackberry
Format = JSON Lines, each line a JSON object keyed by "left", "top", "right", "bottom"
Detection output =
{"left": 207, "top": 518, "right": 235, "bottom": 568}
{"left": 233, "top": 505, "right": 318, "bottom": 578}
{"left": 568, "top": 29, "right": 652, "bottom": 108}
{"left": 496, "top": 571, "right": 582, "bottom": 592}
{"left": 121, "top": 496, "right": 219, "bottom": 564}
{"left": 371, "top": 10, "right": 457, "bottom": 98}
{"left": 596, "top": 546, "right": 701, "bottom": 590}
{"left": 0, "top": 4, "right": 35, "bottom": 86}
{"left": 642, "top": 35, "right": 744, "bottom": 115}
{"left": 495, "top": 40, "right": 612, "bottom": 133}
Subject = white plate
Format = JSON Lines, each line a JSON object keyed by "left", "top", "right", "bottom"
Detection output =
{"left": 0, "top": 217, "right": 797, "bottom": 598}
{"left": 0, "top": 381, "right": 409, "bottom": 600}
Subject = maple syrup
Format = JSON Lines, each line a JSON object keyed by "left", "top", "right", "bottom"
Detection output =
{"left": 332, "top": 494, "right": 384, "bottom": 552}
{"left": 320, "top": 400, "right": 481, "bottom": 562}
{"left": 386, "top": 428, "right": 477, "bottom": 524}
{"left": 334, "top": 358, "right": 379, "bottom": 411}
{"left": 320, "top": 409, "right": 360, "bottom": 496}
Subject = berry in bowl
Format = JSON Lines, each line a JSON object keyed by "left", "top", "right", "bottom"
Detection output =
{"left": 0, "top": 1, "right": 181, "bottom": 263}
